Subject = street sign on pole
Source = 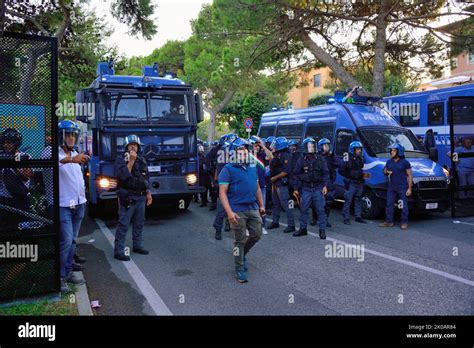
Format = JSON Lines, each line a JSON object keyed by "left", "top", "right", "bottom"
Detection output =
{"left": 244, "top": 118, "right": 253, "bottom": 138}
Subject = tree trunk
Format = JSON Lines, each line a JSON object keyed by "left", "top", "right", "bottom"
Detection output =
{"left": 372, "top": 2, "right": 390, "bottom": 97}
{"left": 204, "top": 89, "right": 235, "bottom": 142}
{"left": 298, "top": 31, "right": 361, "bottom": 89}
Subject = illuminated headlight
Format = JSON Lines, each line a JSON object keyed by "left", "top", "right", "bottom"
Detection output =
{"left": 186, "top": 173, "right": 197, "bottom": 185}
{"left": 98, "top": 177, "right": 117, "bottom": 189}
{"left": 442, "top": 168, "right": 450, "bottom": 178}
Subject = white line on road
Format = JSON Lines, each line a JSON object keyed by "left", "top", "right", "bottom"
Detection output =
{"left": 268, "top": 219, "right": 474, "bottom": 287}
{"left": 95, "top": 218, "right": 173, "bottom": 315}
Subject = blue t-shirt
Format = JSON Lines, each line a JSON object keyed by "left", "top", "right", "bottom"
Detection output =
{"left": 218, "top": 163, "right": 259, "bottom": 212}
{"left": 385, "top": 158, "right": 411, "bottom": 190}
{"left": 454, "top": 146, "right": 474, "bottom": 171}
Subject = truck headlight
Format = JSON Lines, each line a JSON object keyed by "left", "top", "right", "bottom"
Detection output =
{"left": 442, "top": 168, "right": 450, "bottom": 178}
{"left": 98, "top": 177, "right": 117, "bottom": 189}
{"left": 186, "top": 173, "right": 197, "bottom": 185}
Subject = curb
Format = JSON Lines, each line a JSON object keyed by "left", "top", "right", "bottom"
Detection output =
{"left": 74, "top": 271, "right": 93, "bottom": 316}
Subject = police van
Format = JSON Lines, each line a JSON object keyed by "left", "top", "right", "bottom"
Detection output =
{"left": 384, "top": 83, "right": 474, "bottom": 169}
{"left": 258, "top": 97, "right": 450, "bottom": 219}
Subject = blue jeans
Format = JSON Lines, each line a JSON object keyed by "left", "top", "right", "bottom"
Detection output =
{"left": 342, "top": 181, "right": 363, "bottom": 220}
{"left": 271, "top": 185, "right": 295, "bottom": 227}
{"left": 300, "top": 187, "right": 326, "bottom": 229}
{"left": 59, "top": 204, "right": 85, "bottom": 278}
{"left": 457, "top": 170, "right": 474, "bottom": 199}
{"left": 115, "top": 195, "right": 146, "bottom": 255}
{"left": 213, "top": 199, "right": 227, "bottom": 232}
{"left": 385, "top": 188, "right": 409, "bottom": 224}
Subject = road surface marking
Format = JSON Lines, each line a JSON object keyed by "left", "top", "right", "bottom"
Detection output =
{"left": 269, "top": 219, "right": 474, "bottom": 287}
{"left": 95, "top": 218, "right": 173, "bottom": 315}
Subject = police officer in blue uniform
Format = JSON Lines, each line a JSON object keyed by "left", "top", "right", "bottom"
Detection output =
{"left": 212, "top": 133, "right": 237, "bottom": 240}
{"left": 267, "top": 137, "right": 296, "bottom": 233}
{"left": 339, "top": 141, "right": 367, "bottom": 225}
{"left": 379, "top": 143, "right": 413, "bottom": 230}
{"left": 318, "top": 138, "right": 340, "bottom": 228}
{"left": 293, "top": 137, "right": 330, "bottom": 239}
{"left": 218, "top": 137, "right": 265, "bottom": 283}
{"left": 114, "top": 134, "right": 153, "bottom": 261}
{"left": 264, "top": 136, "right": 276, "bottom": 214}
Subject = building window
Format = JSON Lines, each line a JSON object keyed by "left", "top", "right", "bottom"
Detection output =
{"left": 428, "top": 103, "right": 444, "bottom": 126}
{"left": 469, "top": 51, "right": 474, "bottom": 65}
{"left": 313, "top": 74, "right": 321, "bottom": 87}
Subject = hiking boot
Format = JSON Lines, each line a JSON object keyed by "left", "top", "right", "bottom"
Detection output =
{"left": 379, "top": 222, "right": 394, "bottom": 228}
{"left": 267, "top": 222, "right": 280, "bottom": 230}
{"left": 215, "top": 230, "right": 222, "bottom": 240}
{"left": 400, "top": 223, "right": 408, "bottom": 230}
{"left": 60, "top": 278, "right": 71, "bottom": 294}
{"left": 293, "top": 228, "right": 308, "bottom": 237}
{"left": 355, "top": 217, "right": 367, "bottom": 224}
{"left": 65, "top": 272, "right": 85, "bottom": 285}
{"left": 114, "top": 253, "right": 131, "bottom": 261}
{"left": 283, "top": 226, "right": 296, "bottom": 233}
{"left": 319, "top": 229, "right": 326, "bottom": 240}
{"left": 133, "top": 247, "right": 149, "bottom": 255}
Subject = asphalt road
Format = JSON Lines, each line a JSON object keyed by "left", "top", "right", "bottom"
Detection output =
{"left": 77, "top": 200, "right": 474, "bottom": 316}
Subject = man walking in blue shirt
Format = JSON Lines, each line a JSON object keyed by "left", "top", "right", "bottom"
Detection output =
{"left": 219, "top": 137, "right": 265, "bottom": 283}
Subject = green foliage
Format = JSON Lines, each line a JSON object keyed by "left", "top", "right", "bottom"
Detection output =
{"left": 197, "top": 117, "right": 231, "bottom": 141}
{"left": 308, "top": 94, "right": 331, "bottom": 107}
{"left": 110, "top": 0, "right": 157, "bottom": 39}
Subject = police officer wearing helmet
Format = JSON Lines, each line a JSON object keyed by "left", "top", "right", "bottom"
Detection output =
{"left": 339, "top": 141, "right": 367, "bottom": 225}
{"left": 379, "top": 143, "right": 412, "bottom": 230}
{"left": 218, "top": 137, "right": 265, "bottom": 283}
{"left": 57, "top": 120, "right": 89, "bottom": 292}
{"left": 114, "top": 134, "right": 152, "bottom": 261}
{"left": 293, "top": 137, "right": 330, "bottom": 239}
{"left": 318, "top": 138, "right": 340, "bottom": 228}
{"left": 267, "top": 137, "right": 296, "bottom": 233}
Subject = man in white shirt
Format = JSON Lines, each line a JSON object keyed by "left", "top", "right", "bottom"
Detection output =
{"left": 58, "top": 120, "right": 89, "bottom": 293}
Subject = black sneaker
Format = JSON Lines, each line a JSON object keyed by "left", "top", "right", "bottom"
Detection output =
{"left": 355, "top": 217, "right": 367, "bottom": 224}
{"left": 343, "top": 219, "right": 351, "bottom": 225}
{"left": 74, "top": 253, "right": 86, "bottom": 264}
{"left": 114, "top": 253, "right": 131, "bottom": 261}
{"left": 283, "top": 226, "right": 296, "bottom": 233}
{"left": 293, "top": 228, "right": 307, "bottom": 237}
{"left": 267, "top": 222, "right": 280, "bottom": 230}
{"left": 215, "top": 230, "right": 222, "bottom": 240}
{"left": 72, "top": 263, "right": 83, "bottom": 272}
{"left": 319, "top": 229, "right": 326, "bottom": 240}
{"left": 133, "top": 247, "right": 149, "bottom": 255}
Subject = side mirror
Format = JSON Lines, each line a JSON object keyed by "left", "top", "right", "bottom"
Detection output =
{"left": 429, "top": 147, "right": 439, "bottom": 162}
{"left": 195, "top": 94, "right": 204, "bottom": 123}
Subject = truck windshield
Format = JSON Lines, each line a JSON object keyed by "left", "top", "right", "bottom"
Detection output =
{"left": 100, "top": 92, "right": 190, "bottom": 123}
{"left": 358, "top": 127, "right": 428, "bottom": 158}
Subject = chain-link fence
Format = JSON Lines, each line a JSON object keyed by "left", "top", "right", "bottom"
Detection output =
{"left": 0, "top": 32, "right": 59, "bottom": 301}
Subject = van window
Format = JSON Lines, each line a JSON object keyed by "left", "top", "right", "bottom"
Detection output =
{"left": 452, "top": 97, "right": 474, "bottom": 124}
{"left": 306, "top": 122, "right": 335, "bottom": 143}
{"left": 335, "top": 129, "right": 356, "bottom": 157}
{"left": 428, "top": 103, "right": 444, "bottom": 125}
{"left": 399, "top": 113, "right": 420, "bottom": 127}
{"left": 276, "top": 124, "right": 303, "bottom": 140}
{"left": 258, "top": 126, "right": 275, "bottom": 138}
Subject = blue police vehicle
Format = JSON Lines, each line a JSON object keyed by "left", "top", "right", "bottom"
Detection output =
{"left": 383, "top": 83, "right": 474, "bottom": 168}
{"left": 258, "top": 94, "right": 450, "bottom": 219}
{"left": 75, "top": 61, "right": 204, "bottom": 216}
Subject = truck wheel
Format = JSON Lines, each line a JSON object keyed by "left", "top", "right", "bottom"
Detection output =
{"left": 361, "top": 190, "right": 381, "bottom": 219}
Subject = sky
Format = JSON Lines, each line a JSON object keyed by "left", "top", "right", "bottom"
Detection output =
{"left": 87, "top": 0, "right": 212, "bottom": 57}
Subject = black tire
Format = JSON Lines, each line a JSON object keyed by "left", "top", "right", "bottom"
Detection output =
{"left": 361, "top": 190, "right": 381, "bottom": 219}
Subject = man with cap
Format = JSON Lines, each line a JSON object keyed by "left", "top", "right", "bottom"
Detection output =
{"left": 56, "top": 120, "right": 89, "bottom": 292}
{"left": 318, "top": 138, "right": 340, "bottom": 228}
{"left": 114, "top": 134, "right": 152, "bottom": 261}
{"left": 379, "top": 143, "right": 412, "bottom": 230}
{"left": 339, "top": 141, "right": 367, "bottom": 225}
{"left": 218, "top": 137, "right": 265, "bottom": 283}
{"left": 293, "top": 137, "right": 330, "bottom": 239}
{"left": 267, "top": 137, "right": 296, "bottom": 233}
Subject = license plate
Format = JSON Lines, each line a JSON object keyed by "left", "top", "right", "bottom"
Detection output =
{"left": 426, "top": 203, "right": 438, "bottom": 210}
{"left": 148, "top": 166, "right": 161, "bottom": 173}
